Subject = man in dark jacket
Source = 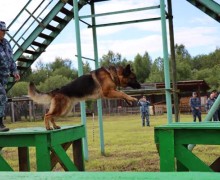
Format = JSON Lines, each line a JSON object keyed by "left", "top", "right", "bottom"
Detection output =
{"left": 189, "top": 92, "right": 202, "bottom": 122}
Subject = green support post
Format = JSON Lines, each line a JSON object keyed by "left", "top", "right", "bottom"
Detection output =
{"left": 35, "top": 135, "right": 51, "bottom": 171}
{"left": 160, "top": 0, "right": 173, "bottom": 123}
{"left": 158, "top": 130, "right": 175, "bottom": 171}
{"left": 73, "top": 0, "right": 89, "bottom": 161}
{"left": 90, "top": 2, "right": 105, "bottom": 155}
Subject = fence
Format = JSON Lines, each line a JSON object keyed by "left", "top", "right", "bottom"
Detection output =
{"left": 5, "top": 97, "right": 164, "bottom": 122}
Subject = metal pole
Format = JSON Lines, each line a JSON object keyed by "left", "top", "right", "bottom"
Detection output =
{"left": 160, "top": 0, "right": 173, "bottom": 123}
{"left": 167, "top": 0, "right": 179, "bottom": 122}
{"left": 91, "top": 2, "right": 105, "bottom": 155}
{"left": 73, "top": 0, "right": 89, "bottom": 161}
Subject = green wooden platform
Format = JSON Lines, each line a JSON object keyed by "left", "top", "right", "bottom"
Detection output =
{"left": 154, "top": 122, "right": 220, "bottom": 172}
{"left": 0, "top": 125, "right": 85, "bottom": 171}
{"left": 0, "top": 172, "right": 220, "bottom": 180}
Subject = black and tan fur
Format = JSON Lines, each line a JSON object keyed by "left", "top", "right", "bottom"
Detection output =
{"left": 28, "top": 64, "right": 141, "bottom": 130}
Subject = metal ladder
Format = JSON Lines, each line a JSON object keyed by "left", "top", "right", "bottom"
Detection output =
{"left": 6, "top": 0, "right": 88, "bottom": 92}
{"left": 187, "top": 0, "right": 220, "bottom": 23}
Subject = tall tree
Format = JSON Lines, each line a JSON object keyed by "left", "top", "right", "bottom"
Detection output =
{"left": 38, "top": 75, "right": 71, "bottom": 92}
{"left": 147, "top": 57, "right": 164, "bottom": 82}
{"left": 133, "top": 52, "right": 152, "bottom": 83}
{"left": 28, "top": 69, "right": 51, "bottom": 85}
{"left": 49, "top": 57, "right": 73, "bottom": 72}
{"left": 7, "top": 82, "right": 29, "bottom": 97}
{"left": 100, "top": 50, "right": 128, "bottom": 67}
{"left": 52, "top": 66, "right": 77, "bottom": 80}
{"left": 83, "top": 61, "right": 92, "bottom": 74}
{"left": 174, "top": 44, "right": 192, "bottom": 81}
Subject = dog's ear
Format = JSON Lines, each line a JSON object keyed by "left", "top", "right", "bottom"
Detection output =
{"left": 123, "top": 64, "right": 132, "bottom": 76}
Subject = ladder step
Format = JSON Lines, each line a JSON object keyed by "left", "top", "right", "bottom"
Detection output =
{"left": 60, "top": 7, "right": 73, "bottom": 16}
{"left": 53, "top": 16, "right": 67, "bottom": 23}
{"left": 32, "top": 41, "right": 47, "bottom": 48}
{"left": 46, "top": 24, "right": 61, "bottom": 32}
{"left": 39, "top": 33, "right": 54, "bottom": 40}
{"left": 17, "top": 57, "right": 33, "bottom": 62}
{"left": 17, "top": 66, "right": 29, "bottom": 71}
{"left": 24, "top": 50, "right": 39, "bottom": 55}
{"left": 67, "top": 0, "right": 73, "bottom": 6}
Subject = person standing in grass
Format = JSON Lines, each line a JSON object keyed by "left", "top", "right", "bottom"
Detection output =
{"left": 0, "top": 21, "right": 20, "bottom": 132}
{"left": 189, "top": 92, "right": 202, "bottom": 122}
{"left": 138, "top": 95, "right": 150, "bottom": 127}
{"left": 206, "top": 91, "right": 219, "bottom": 121}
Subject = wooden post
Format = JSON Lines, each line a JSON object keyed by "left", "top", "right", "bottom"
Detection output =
{"left": 10, "top": 102, "right": 15, "bottom": 123}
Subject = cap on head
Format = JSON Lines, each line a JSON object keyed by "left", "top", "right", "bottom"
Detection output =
{"left": 0, "top": 21, "right": 9, "bottom": 31}
{"left": 192, "top": 92, "right": 197, "bottom": 96}
{"left": 212, "top": 89, "right": 217, "bottom": 93}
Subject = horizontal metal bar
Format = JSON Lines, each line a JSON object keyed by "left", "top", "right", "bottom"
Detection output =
{"left": 80, "top": 5, "right": 160, "bottom": 19}
{"left": 75, "top": 55, "right": 95, "bottom": 61}
{"left": 88, "top": 17, "right": 161, "bottom": 28}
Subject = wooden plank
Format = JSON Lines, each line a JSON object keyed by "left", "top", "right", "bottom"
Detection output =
{"left": 18, "top": 147, "right": 30, "bottom": 171}
{"left": 50, "top": 125, "right": 85, "bottom": 145}
{"left": 210, "top": 157, "right": 220, "bottom": 172}
{"left": 0, "top": 155, "right": 13, "bottom": 171}
{"left": 50, "top": 142, "right": 71, "bottom": 170}
{"left": 176, "top": 145, "right": 189, "bottom": 171}
{"left": 52, "top": 144, "right": 78, "bottom": 171}
{"left": 1, "top": 172, "right": 220, "bottom": 179}
{"left": 175, "top": 129, "right": 220, "bottom": 145}
{"left": 35, "top": 134, "right": 51, "bottom": 171}
{"left": 158, "top": 129, "right": 175, "bottom": 171}
{"left": 155, "top": 122, "right": 220, "bottom": 129}
{"left": 73, "top": 139, "right": 84, "bottom": 171}
{"left": 175, "top": 144, "right": 213, "bottom": 172}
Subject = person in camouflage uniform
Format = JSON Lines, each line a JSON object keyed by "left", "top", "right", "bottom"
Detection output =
{"left": 189, "top": 92, "right": 202, "bottom": 122}
{"left": 138, "top": 95, "right": 151, "bottom": 126}
{"left": 0, "top": 21, "right": 20, "bottom": 132}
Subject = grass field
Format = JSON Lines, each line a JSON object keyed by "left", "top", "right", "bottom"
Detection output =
{"left": 1, "top": 113, "right": 220, "bottom": 172}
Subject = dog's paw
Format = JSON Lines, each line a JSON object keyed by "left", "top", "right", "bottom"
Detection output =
{"left": 125, "top": 100, "right": 133, "bottom": 106}
{"left": 131, "top": 97, "right": 138, "bottom": 101}
{"left": 53, "top": 125, "right": 61, "bottom": 129}
{"left": 46, "top": 126, "right": 53, "bottom": 130}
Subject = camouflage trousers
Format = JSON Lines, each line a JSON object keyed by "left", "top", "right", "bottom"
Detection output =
{"left": 141, "top": 111, "right": 150, "bottom": 126}
{"left": 0, "top": 83, "right": 7, "bottom": 117}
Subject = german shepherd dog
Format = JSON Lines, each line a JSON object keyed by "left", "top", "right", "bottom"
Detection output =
{"left": 28, "top": 64, "right": 141, "bottom": 130}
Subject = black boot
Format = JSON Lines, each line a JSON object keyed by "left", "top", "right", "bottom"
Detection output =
{"left": 0, "top": 117, "right": 9, "bottom": 132}
{"left": 146, "top": 120, "right": 150, "bottom": 126}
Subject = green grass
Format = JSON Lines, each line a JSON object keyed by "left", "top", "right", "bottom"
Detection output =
{"left": 1, "top": 114, "right": 220, "bottom": 171}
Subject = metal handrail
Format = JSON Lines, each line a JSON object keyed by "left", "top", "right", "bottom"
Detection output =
{"left": 7, "top": 0, "right": 54, "bottom": 52}
{"left": 14, "top": 0, "right": 53, "bottom": 51}
{"left": 7, "top": 0, "right": 33, "bottom": 29}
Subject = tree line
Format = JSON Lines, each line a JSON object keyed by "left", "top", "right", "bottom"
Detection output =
{"left": 8, "top": 44, "right": 220, "bottom": 97}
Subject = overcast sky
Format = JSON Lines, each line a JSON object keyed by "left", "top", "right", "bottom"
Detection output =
{"left": 1, "top": 0, "right": 220, "bottom": 69}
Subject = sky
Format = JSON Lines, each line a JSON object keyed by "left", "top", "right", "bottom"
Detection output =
{"left": 1, "top": 0, "right": 220, "bottom": 70}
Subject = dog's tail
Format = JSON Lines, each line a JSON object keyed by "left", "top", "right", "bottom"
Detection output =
{"left": 28, "top": 82, "right": 52, "bottom": 104}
